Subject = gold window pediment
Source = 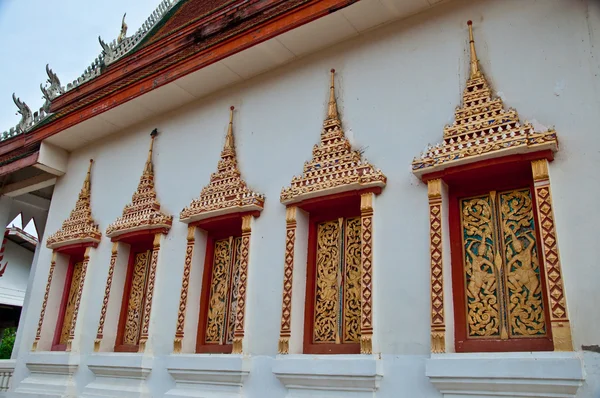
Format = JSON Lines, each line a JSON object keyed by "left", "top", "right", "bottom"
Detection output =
{"left": 280, "top": 69, "right": 386, "bottom": 206}
{"left": 411, "top": 22, "right": 559, "bottom": 178}
{"left": 106, "top": 130, "right": 172, "bottom": 239}
{"left": 46, "top": 160, "right": 101, "bottom": 249}
{"left": 180, "top": 106, "right": 264, "bottom": 224}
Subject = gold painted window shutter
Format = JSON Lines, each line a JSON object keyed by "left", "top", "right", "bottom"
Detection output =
{"left": 59, "top": 261, "right": 84, "bottom": 345}
{"left": 461, "top": 188, "right": 547, "bottom": 340}
{"left": 313, "top": 217, "right": 361, "bottom": 344}
{"left": 205, "top": 236, "right": 243, "bottom": 345}
{"left": 123, "top": 250, "right": 152, "bottom": 346}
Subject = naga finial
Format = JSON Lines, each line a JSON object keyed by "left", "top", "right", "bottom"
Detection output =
{"left": 40, "top": 64, "right": 64, "bottom": 111}
{"left": 118, "top": 13, "right": 128, "bottom": 44}
{"left": 12, "top": 93, "right": 32, "bottom": 133}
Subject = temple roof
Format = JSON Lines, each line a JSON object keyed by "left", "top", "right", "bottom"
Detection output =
{"left": 180, "top": 106, "right": 264, "bottom": 223}
{"left": 280, "top": 69, "right": 386, "bottom": 205}
{"left": 1, "top": 0, "right": 328, "bottom": 145}
{"left": 46, "top": 160, "right": 102, "bottom": 249}
{"left": 411, "top": 21, "right": 559, "bottom": 178}
{"left": 106, "top": 130, "right": 173, "bottom": 238}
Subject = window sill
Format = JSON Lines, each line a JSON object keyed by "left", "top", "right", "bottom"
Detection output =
{"left": 82, "top": 353, "right": 153, "bottom": 398}
{"left": 165, "top": 354, "right": 249, "bottom": 398}
{"left": 425, "top": 352, "right": 584, "bottom": 397}
{"left": 272, "top": 354, "right": 382, "bottom": 397}
{"left": 14, "top": 352, "right": 79, "bottom": 397}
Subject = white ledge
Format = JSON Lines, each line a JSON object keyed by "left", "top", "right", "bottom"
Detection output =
{"left": 165, "top": 354, "right": 250, "bottom": 398}
{"left": 426, "top": 352, "right": 584, "bottom": 398}
{"left": 13, "top": 353, "right": 80, "bottom": 397}
{"left": 82, "top": 353, "right": 153, "bottom": 398}
{"left": 272, "top": 354, "right": 382, "bottom": 397}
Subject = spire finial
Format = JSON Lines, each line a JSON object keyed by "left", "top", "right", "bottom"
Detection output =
{"left": 467, "top": 21, "right": 480, "bottom": 78}
{"left": 223, "top": 106, "right": 235, "bottom": 154}
{"left": 81, "top": 159, "right": 93, "bottom": 196}
{"left": 327, "top": 68, "right": 339, "bottom": 120}
{"left": 145, "top": 129, "right": 158, "bottom": 174}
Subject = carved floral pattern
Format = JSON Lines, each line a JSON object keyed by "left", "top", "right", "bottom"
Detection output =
{"left": 60, "top": 261, "right": 83, "bottom": 345}
{"left": 32, "top": 253, "right": 57, "bottom": 351}
{"left": 95, "top": 243, "right": 118, "bottom": 351}
{"left": 124, "top": 251, "right": 150, "bottom": 345}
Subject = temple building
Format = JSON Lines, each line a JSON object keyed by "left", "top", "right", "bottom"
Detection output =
{"left": 0, "top": 0, "right": 598, "bottom": 397}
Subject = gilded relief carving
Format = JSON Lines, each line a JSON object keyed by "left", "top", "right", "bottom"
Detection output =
{"left": 206, "top": 239, "right": 232, "bottom": 344}
{"left": 60, "top": 261, "right": 84, "bottom": 345}
{"left": 428, "top": 180, "right": 445, "bottom": 353}
{"left": 343, "top": 217, "right": 361, "bottom": 344}
{"left": 32, "top": 252, "right": 57, "bottom": 351}
{"left": 313, "top": 220, "right": 341, "bottom": 343}
{"left": 499, "top": 190, "right": 546, "bottom": 337}
{"left": 278, "top": 206, "right": 297, "bottom": 354}
{"left": 95, "top": 242, "right": 118, "bottom": 351}
{"left": 313, "top": 217, "right": 361, "bottom": 345}
{"left": 461, "top": 195, "right": 501, "bottom": 338}
{"left": 461, "top": 189, "right": 547, "bottom": 341}
{"left": 174, "top": 226, "right": 195, "bottom": 353}
{"left": 226, "top": 237, "right": 242, "bottom": 345}
{"left": 124, "top": 250, "right": 150, "bottom": 345}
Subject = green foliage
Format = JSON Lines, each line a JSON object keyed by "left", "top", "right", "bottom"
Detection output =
{"left": 0, "top": 327, "right": 16, "bottom": 359}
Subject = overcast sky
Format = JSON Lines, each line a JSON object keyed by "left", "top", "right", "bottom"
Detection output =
{"left": 0, "top": 0, "right": 162, "bottom": 130}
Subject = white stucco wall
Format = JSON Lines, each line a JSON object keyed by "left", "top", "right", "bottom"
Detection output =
{"left": 9, "top": 0, "right": 600, "bottom": 397}
{"left": 0, "top": 240, "right": 34, "bottom": 307}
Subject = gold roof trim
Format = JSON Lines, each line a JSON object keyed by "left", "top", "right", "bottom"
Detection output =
{"left": 106, "top": 129, "right": 173, "bottom": 238}
{"left": 280, "top": 69, "right": 386, "bottom": 205}
{"left": 46, "top": 159, "right": 102, "bottom": 249}
{"left": 411, "top": 21, "right": 558, "bottom": 178}
{"left": 180, "top": 107, "right": 264, "bottom": 224}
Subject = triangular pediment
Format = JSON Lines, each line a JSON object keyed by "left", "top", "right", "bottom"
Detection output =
{"left": 106, "top": 130, "right": 172, "bottom": 238}
{"left": 280, "top": 69, "right": 386, "bottom": 205}
{"left": 180, "top": 107, "right": 264, "bottom": 223}
{"left": 47, "top": 160, "right": 101, "bottom": 249}
{"left": 412, "top": 21, "right": 558, "bottom": 177}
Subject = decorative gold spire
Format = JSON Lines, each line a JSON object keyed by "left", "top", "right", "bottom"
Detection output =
{"left": 326, "top": 69, "right": 339, "bottom": 123}
{"left": 411, "top": 21, "right": 559, "bottom": 177}
{"left": 281, "top": 69, "right": 386, "bottom": 205}
{"left": 106, "top": 130, "right": 172, "bottom": 238}
{"left": 180, "top": 107, "right": 264, "bottom": 223}
{"left": 467, "top": 20, "right": 480, "bottom": 78}
{"left": 47, "top": 159, "right": 101, "bottom": 249}
{"left": 222, "top": 106, "right": 236, "bottom": 159}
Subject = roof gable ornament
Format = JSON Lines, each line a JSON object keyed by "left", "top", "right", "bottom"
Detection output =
{"left": 118, "top": 13, "right": 128, "bottom": 44}
{"left": 106, "top": 129, "right": 173, "bottom": 238}
{"left": 180, "top": 106, "right": 264, "bottom": 223}
{"left": 46, "top": 159, "right": 102, "bottom": 249}
{"left": 40, "top": 64, "right": 64, "bottom": 112}
{"left": 12, "top": 94, "right": 32, "bottom": 134}
{"left": 411, "top": 21, "right": 559, "bottom": 177}
{"left": 280, "top": 69, "right": 386, "bottom": 205}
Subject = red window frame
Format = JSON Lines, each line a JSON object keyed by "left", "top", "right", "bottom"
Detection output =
{"left": 51, "top": 244, "right": 88, "bottom": 352}
{"left": 299, "top": 191, "right": 366, "bottom": 355}
{"left": 437, "top": 152, "right": 555, "bottom": 353}
{"left": 195, "top": 212, "right": 256, "bottom": 354}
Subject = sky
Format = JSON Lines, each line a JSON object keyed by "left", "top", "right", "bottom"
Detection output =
{"left": 0, "top": 0, "right": 163, "bottom": 131}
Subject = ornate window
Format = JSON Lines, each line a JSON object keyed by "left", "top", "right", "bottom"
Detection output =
{"left": 98, "top": 130, "right": 172, "bottom": 353}
{"left": 305, "top": 212, "right": 362, "bottom": 354}
{"left": 175, "top": 107, "right": 264, "bottom": 355}
{"left": 278, "top": 70, "right": 386, "bottom": 355}
{"left": 412, "top": 21, "right": 572, "bottom": 354}
{"left": 33, "top": 159, "right": 100, "bottom": 352}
